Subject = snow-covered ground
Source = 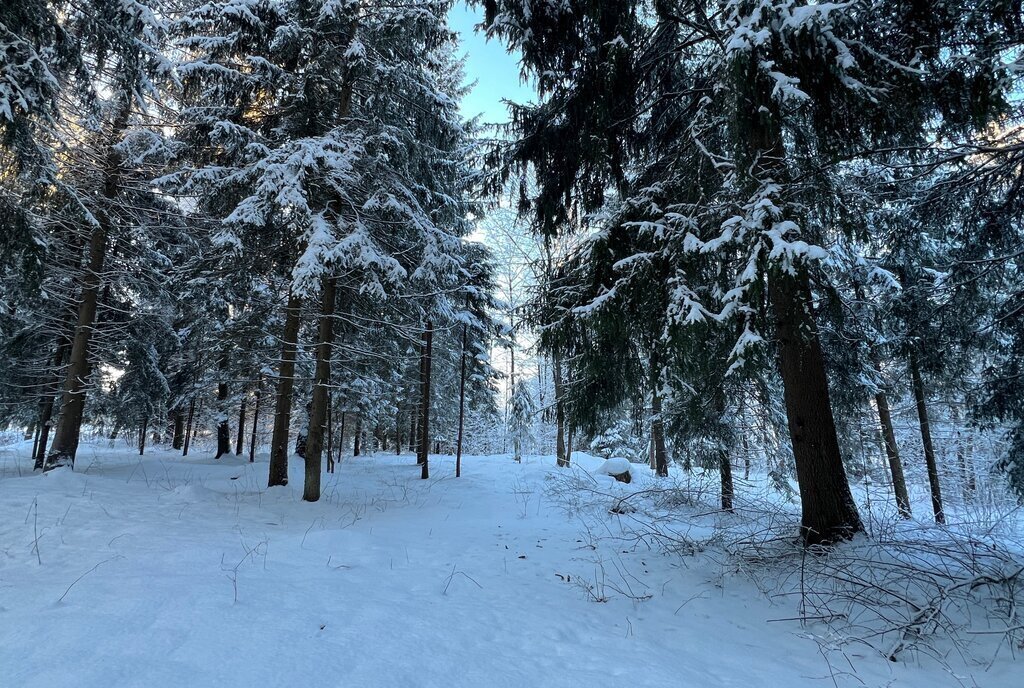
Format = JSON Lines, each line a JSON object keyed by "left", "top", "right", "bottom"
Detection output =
{"left": 0, "top": 441, "right": 1018, "bottom": 687}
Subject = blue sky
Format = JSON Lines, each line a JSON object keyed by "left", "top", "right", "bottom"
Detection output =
{"left": 448, "top": 3, "right": 535, "bottom": 124}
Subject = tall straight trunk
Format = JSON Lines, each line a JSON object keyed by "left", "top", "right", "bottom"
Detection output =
{"left": 409, "top": 400, "right": 418, "bottom": 453}
{"left": 138, "top": 417, "right": 148, "bottom": 455}
{"left": 716, "top": 394, "right": 733, "bottom": 512}
{"left": 338, "top": 411, "right": 346, "bottom": 461}
{"left": 650, "top": 354, "right": 668, "bottom": 478}
{"left": 417, "top": 321, "right": 433, "bottom": 479}
{"left": 393, "top": 409, "right": 401, "bottom": 456}
{"left": 651, "top": 393, "right": 668, "bottom": 477}
{"left": 720, "top": 449, "right": 734, "bottom": 512}
{"left": 455, "top": 323, "right": 469, "bottom": 478}
{"left": 215, "top": 352, "right": 231, "bottom": 459}
{"left": 859, "top": 279, "right": 911, "bottom": 518}
{"left": 303, "top": 277, "right": 336, "bottom": 502}
{"left": 182, "top": 397, "right": 196, "bottom": 456}
{"left": 34, "top": 339, "right": 72, "bottom": 469}
{"left": 741, "top": 426, "right": 751, "bottom": 480}
{"left": 353, "top": 414, "right": 362, "bottom": 456}
{"left": 874, "top": 386, "right": 911, "bottom": 518}
{"left": 326, "top": 394, "right": 334, "bottom": 469}
{"left": 735, "top": 48, "right": 861, "bottom": 544}
{"left": 909, "top": 348, "right": 944, "bottom": 524}
{"left": 268, "top": 291, "right": 302, "bottom": 487}
{"left": 553, "top": 351, "right": 568, "bottom": 468}
{"left": 235, "top": 395, "right": 247, "bottom": 456}
{"left": 31, "top": 423, "right": 40, "bottom": 461}
{"left": 34, "top": 394, "right": 54, "bottom": 469}
{"left": 249, "top": 386, "right": 261, "bottom": 463}
{"left": 769, "top": 268, "right": 863, "bottom": 545}
{"left": 45, "top": 223, "right": 109, "bottom": 468}
{"left": 46, "top": 105, "right": 129, "bottom": 469}
{"left": 171, "top": 408, "right": 185, "bottom": 450}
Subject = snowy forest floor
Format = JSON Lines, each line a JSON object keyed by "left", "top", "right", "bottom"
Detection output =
{"left": 1, "top": 441, "right": 1021, "bottom": 688}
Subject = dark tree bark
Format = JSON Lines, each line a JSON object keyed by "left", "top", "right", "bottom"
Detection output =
{"left": 171, "top": 408, "right": 185, "bottom": 450}
{"left": 716, "top": 394, "right": 733, "bottom": 512}
{"left": 45, "top": 223, "right": 109, "bottom": 468}
{"left": 183, "top": 397, "right": 196, "bottom": 456}
{"left": 769, "top": 268, "right": 863, "bottom": 545}
{"left": 268, "top": 291, "right": 302, "bottom": 487}
{"left": 326, "top": 394, "right": 334, "bottom": 473}
{"left": 742, "top": 432, "right": 751, "bottom": 480}
{"left": 249, "top": 385, "right": 261, "bottom": 463}
{"left": 720, "top": 449, "right": 734, "bottom": 512}
{"left": 337, "top": 411, "right": 346, "bottom": 462}
{"left": 215, "top": 352, "right": 231, "bottom": 459}
{"left": 651, "top": 380, "right": 667, "bottom": 479}
{"left": 408, "top": 401, "right": 417, "bottom": 453}
{"left": 353, "top": 414, "right": 362, "bottom": 456}
{"left": 235, "top": 395, "right": 247, "bottom": 456}
{"left": 34, "top": 338, "right": 72, "bottom": 469}
{"left": 303, "top": 277, "right": 336, "bottom": 502}
{"left": 30, "top": 423, "right": 40, "bottom": 461}
{"left": 909, "top": 348, "right": 945, "bottom": 524}
{"left": 46, "top": 105, "right": 129, "bottom": 469}
{"left": 417, "top": 321, "right": 433, "bottom": 479}
{"left": 874, "top": 381, "right": 911, "bottom": 519}
{"left": 553, "top": 351, "right": 568, "bottom": 468}
{"left": 138, "top": 417, "right": 148, "bottom": 456}
{"left": 395, "top": 408, "right": 402, "bottom": 455}
{"left": 455, "top": 324, "right": 469, "bottom": 478}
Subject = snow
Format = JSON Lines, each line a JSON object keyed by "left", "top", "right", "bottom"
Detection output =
{"left": 0, "top": 441, "right": 1019, "bottom": 687}
{"left": 594, "top": 456, "right": 633, "bottom": 477}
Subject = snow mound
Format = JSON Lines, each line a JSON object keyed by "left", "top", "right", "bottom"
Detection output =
{"left": 595, "top": 457, "right": 633, "bottom": 477}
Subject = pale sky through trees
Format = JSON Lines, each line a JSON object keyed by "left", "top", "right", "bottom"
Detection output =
{"left": 449, "top": 3, "right": 534, "bottom": 124}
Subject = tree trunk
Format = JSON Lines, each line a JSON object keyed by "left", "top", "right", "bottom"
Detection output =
{"left": 182, "top": 397, "right": 196, "bottom": 456}
{"left": 650, "top": 370, "right": 668, "bottom": 478}
{"left": 455, "top": 323, "right": 469, "bottom": 478}
{"left": 353, "top": 414, "right": 362, "bottom": 456}
{"left": 326, "top": 394, "right": 334, "bottom": 473}
{"left": 268, "top": 291, "right": 302, "bottom": 487}
{"left": 235, "top": 395, "right": 247, "bottom": 456}
{"left": 417, "top": 321, "right": 433, "bottom": 479}
{"left": 720, "top": 449, "right": 734, "bottom": 512}
{"left": 138, "top": 417, "right": 148, "bottom": 455}
{"left": 45, "top": 222, "right": 108, "bottom": 468}
{"left": 45, "top": 105, "right": 129, "bottom": 469}
{"left": 409, "top": 401, "right": 418, "bottom": 453}
{"left": 30, "top": 423, "right": 40, "bottom": 461}
{"left": 303, "top": 277, "right": 336, "bottom": 502}
{"left": 742, "top": 432, "right": 751, "bottom": 480}
{"left": 553, "top": 351, "right": 568, "bottom": 468}
{"left": 769, "top": 268, "right": 863, "bottom": 545}
{"left": 716, "top": 394, "right": 733, "bottom": 512}
{"left": 342, "top": 411, "right": 350, "bottom": 458}
{"left": 393, "top": 409, "right": 401, "bottom": 456}
{"left": 909, "top": 348, "right": 944, "bottom": 524}
{"left": 172, "top": 408, "right": 185, "bottom": 450}
{"left": 34, "top": 338, "right": 72, "bottom": 469}
{"left": 249, "top": 385, "right": 261, "bottom": 463}
{"left": 215, "top": 352, "right": 231, "bottom": 459}
{"left": 874, "top": 386, "right": 911, "bottom": 518}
